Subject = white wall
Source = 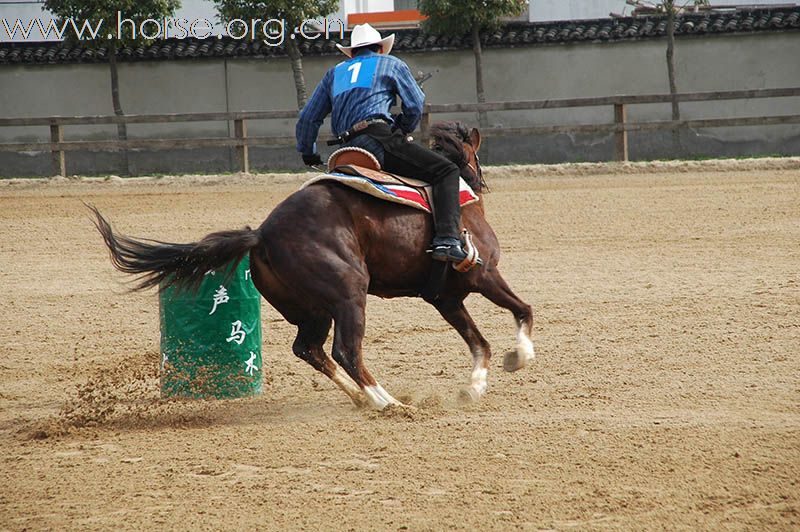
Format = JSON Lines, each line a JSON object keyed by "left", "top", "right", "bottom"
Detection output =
{"left": 530, "top": 0, "right": 627, "bottom": 21}
{"left": 0, "top": 0, "right": 223, "bottom": 41}
{"left": 529, "top": 0, "right": 798, "bottom": 22}
{"left": 0, "top": 2, "right": 49, "bottom": 42}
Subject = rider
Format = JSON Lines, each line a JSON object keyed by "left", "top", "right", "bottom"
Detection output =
{"left": 295, "top": 23, "right": 468, "bottom": 264}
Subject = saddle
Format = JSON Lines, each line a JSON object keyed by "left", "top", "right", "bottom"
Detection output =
{"left": 324, "top": 147, "right": 482, "bottom": 274}
{"left": 327, "top": 147, "right": 434, "bottom": 204}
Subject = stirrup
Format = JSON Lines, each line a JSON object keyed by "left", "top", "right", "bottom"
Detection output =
{"left": 428, "top": 230, "right": 483, "bottom": 272}
{"left": 453, "top": 229, "right": 483, "bottom": 272}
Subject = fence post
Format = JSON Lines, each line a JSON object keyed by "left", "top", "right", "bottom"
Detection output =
{"left": 49, "top": 122, "right": 66, "bottom": 177}
{"left": 613, "top": 103, "right": 629, "bottom": 162}
{"left": 234, "top": 118, "right": 249, "bottom": 173}
{"left": 420, "top": 110, "right": 431, "bottom": 146}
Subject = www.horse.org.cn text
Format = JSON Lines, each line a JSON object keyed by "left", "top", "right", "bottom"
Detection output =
{"left": 0, "top": 13, "right": 346, "bottom": 46}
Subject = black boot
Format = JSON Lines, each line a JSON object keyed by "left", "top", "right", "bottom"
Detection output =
{"left": 431, "top": 236, "right": 468, "bottom": 263}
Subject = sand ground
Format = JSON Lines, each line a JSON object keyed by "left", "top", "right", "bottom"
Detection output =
{"left": 0, "top": 160, "right": 798, "bottom": 530}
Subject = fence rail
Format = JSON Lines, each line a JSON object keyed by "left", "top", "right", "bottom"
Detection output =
{"left": 1, "top": 87, "right": 798, "bottom": 176}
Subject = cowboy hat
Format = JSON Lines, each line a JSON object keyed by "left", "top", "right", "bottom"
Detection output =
{"left": 336, "top": 23, "right": 395, "bottom": 58}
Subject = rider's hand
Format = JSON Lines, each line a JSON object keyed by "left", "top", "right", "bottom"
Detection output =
{"left": 302, "top": 153, "right": 323, "bottom": 167}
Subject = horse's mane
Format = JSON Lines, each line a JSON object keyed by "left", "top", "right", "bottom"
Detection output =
{"left": 429, "top": 121, "right": 487, "bottom": 193}
{"left": 431, "top": 121, "right": 472, "bottom": 145}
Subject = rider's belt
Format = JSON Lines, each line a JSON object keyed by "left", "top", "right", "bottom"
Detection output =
{"left": 326, "top": 117, "right": 391, "bottom": 146}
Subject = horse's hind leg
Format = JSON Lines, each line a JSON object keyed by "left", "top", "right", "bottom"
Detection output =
{"left": 250, "top": 252, "right": 367, "bottom": 407}
{"left": 330, "top": 297, "right": 405, "bottom": 410}
{"left": 434, "top": 298, "right": 492, "bottom": 402}
{"left": 479, "top": 270, "right": 535, "bottom": 372}
{"left": 292, "top": 317, "right": 368, "bottom": 408}
{"left": 253, "top": 238, "right": 401, "bottom": 410}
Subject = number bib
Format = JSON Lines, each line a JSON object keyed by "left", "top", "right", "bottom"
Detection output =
{"left": 333, "top": 56, "right": 379, "bottom": 97}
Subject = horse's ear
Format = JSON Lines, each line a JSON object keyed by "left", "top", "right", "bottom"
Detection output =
{"left": 470, "top": 128, "right": 482, "bottom": 153}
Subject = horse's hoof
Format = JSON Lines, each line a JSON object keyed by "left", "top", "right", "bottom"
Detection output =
{"left": 458, "top": 387, "right": 481, "bottom": 404}
{"left": 503, "top": 350, "right": 526, "bottom": 373}
{"left": 350, "top": 394, "right": 371, "bottom": 409}
{"left": 376, "top": 403, "right": 419, "bottom": 419}
{"left": 376, "top": 400, "right": 416, "bottom": 411}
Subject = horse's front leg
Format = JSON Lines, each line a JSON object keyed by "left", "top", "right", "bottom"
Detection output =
{"left": 434, "top": 298, "right": 492, "bottom": 402}
{"left": 479, "top": 270, "right": 535, "bottom": 372}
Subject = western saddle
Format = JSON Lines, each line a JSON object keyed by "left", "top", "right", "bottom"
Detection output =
{"left": 327, "top": 147, "right": 432, "bottom": 190}
{"left": 325, "top": 147, "right": 481, "bottom": 274}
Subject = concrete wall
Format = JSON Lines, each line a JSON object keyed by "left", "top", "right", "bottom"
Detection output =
{"left": 413, "top": 31, "right": 800, "bottom": 164}
{"left": 1, "top": 30, "right": 799, "bottom": 176}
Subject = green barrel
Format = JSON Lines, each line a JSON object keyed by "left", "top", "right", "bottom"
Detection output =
{"left": 159, "top": 256, "right": 262, "bottom": 399}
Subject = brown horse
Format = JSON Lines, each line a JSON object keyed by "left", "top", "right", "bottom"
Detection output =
{"left": 90, "top": 122, "right": 534, "bottom": 410}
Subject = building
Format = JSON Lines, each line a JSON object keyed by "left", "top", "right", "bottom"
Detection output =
{"left": 528, "top": 1, "right": 795, "bottom": 22}
{"left": 319, "top": 0, "right": 799, "bottom": 26}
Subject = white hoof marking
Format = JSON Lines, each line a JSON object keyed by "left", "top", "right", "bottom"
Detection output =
{"left": 516, "top": 326, "right": 535, "bottom": 363}
{"left": 364, "top": 384, "right": 400, "bottom": 411}
{"left": 469, "top": 366, "right": 488, "bottom": 397}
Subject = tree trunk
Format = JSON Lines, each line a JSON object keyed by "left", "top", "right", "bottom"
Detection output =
{"left": 666, "top": 3, "right": 681, "bottom": 155}
{"left": 108, "top": 42, "right": 130, "bottom": 175}
{"left": 285, "top": 37, "right": 307, "bottom": 109}
{"left": 471, "top": 23, "right": 488, "bottom": 129}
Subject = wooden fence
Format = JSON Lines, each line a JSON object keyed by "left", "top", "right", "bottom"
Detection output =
{"left": 0, "top": 87, "right": 798, "bottom": 176}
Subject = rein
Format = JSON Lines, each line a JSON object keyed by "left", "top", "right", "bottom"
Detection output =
{"left": 465, "top": 153, "right": 487, "bottom": 193}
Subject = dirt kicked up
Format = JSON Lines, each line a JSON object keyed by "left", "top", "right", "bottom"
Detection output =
{"left": 1, "top": 160, "right": 798, "bottom": 530}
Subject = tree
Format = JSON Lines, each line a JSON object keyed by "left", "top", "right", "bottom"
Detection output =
{"left": 629, "top": 0, "right": 709, "bottom": 152}
{"left": 419, "top": 0, "right": 527, "bottom": 128}
{"left": 44, "top": 0, "right": 181, "bottom": 175}
{"left": 214, "top": 0, "right": 339, "bottom": 109}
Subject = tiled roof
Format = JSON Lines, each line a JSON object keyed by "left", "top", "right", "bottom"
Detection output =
{"left": 1, "top": 7, "right": 798, "bottom": 65}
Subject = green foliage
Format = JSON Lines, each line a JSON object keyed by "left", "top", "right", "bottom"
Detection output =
{"left": 213, "top": 0, "right": 339, "bottom": 27}
{"left": 419, "top": 0, "right": 527, "bottom": 35}
{"left": 44, "top": 0, "right": 180, "bottom": 45}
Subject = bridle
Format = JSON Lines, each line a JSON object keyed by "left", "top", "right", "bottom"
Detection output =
{"left": 464, "top": 146, "right": 486, "bottom": 192}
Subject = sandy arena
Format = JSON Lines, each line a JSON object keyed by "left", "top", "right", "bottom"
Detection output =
{"left": 1, "top": 160, "right": 798, "bottom": 530}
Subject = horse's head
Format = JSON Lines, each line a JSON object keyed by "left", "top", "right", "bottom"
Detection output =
{"left": 429, "top": 121, "right": 487, "bottom": 193}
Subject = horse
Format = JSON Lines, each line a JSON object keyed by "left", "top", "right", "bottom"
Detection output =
{"left": 90, "top": 122, "right": 535, "bottom": 410}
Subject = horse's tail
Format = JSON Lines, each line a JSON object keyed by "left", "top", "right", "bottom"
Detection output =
{"left": 87, "top": 204, "right": 261, "bottom": 292}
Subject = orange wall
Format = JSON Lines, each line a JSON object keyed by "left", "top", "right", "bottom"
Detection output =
{"left": 348, "top": 9, "right": 427, "bottom": 27}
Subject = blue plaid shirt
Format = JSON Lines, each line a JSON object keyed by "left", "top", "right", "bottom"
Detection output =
{"left": 295, "top": 50, "right": 425, "bottom": 155}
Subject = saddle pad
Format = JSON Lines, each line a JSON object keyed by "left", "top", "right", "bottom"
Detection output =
{"left": 301, "top": 172, "right": 479, "bottom": 214}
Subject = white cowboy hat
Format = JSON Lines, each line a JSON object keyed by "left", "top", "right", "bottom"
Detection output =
{"left": 336, "top": 23, "right": 395, "bottom": 58}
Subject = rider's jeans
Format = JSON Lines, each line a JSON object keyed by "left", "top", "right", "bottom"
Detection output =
{"left": 348, "top": 123, "right": 462, "bottom": 240}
